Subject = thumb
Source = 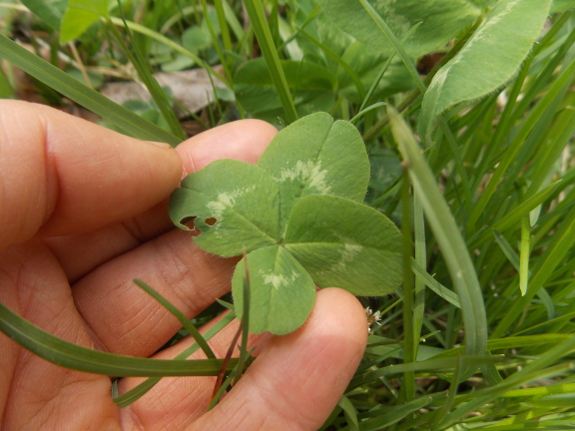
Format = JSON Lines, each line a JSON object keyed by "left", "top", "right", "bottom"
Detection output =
{"left": 191, "top": 288, "right": 368, "bottom": 431}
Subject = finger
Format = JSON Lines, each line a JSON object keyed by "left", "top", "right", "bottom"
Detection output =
{"left": 119, "top": 288, "right": 367, "bottom": 431}
{"left": 44, "top": 118, "right": 278, "bottom": 282}
{"left": 72, "top": 121, "right": 278, "bottom": 357}
{"left": 117, "top": 316, "right": 272, "bottom": 430}
{"left": 0, "top": 100, "right": 182, "bottom": 249}
{"left": 73, "top": 230, "right": 238, "bottom": 357}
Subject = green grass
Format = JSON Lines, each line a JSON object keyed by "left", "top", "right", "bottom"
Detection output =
{"left": 1, "top": 1, "right": 575, "bottom": 430}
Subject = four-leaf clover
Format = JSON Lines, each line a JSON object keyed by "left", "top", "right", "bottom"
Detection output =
{"left": 170, "top": 113, "right": 403, "bottom": 335}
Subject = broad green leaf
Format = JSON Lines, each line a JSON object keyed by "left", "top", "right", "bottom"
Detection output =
{"left": 551, "top": 0, "right": 575, "bottom": 12}
{"left": 169, "top": 159, "right": 279, "bottom": 257}
{"left": 320, "top": 0, "right": 481, "bottom": 58}
{"left": 60, "top": 0, "right": 108, "bottom": 43}
{"left": 467, "top": 0, "right": 499, "bottom": 7}
{"left": 337, "top": 41, "right": 414, "bottom": 104}
{"left": 419, "top": 0, "right": 552, "bottom": 140}
{"left": 182, "top": 26, "right": 212, "bottom": 53}
{"left": 20, "top": 0, "right": 66, "bottom": 31}
{"left": 285, "top": 195, "right": 403, "bottom": 296}
{"left": 258, "top": 113, "right": 370, "bottom": 234}
{"left": 234, "top": 58, "right": 336, "bottom": 124}
{"left": 232, "top": 245, "right": 316, "bottom": 335}
{"left": 338, "top": 396, "right": 360, "bottom": 431}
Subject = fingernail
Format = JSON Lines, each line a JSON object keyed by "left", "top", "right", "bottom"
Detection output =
{"left": 146, "top": 140, "right": 175, "bottom": 149}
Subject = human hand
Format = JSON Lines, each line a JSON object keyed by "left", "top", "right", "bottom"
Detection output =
{"left": 0, "top": 100, "right": 368, "bottom": 430}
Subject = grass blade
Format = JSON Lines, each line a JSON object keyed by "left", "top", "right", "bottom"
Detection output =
{"left": 493, "top": 205, "right": 575, "bottom": 337}
{"left": 467, "top": 55, "right": 575, "bottom": 231}
{"left": 519, "top": 217, "right": 531, "bottom": 296}
{"left": 437, "top": 336, "right": 575, "bottom": 429}
{"left": 411, "top": 259, "right": 461, "bottom": 309}
{"left": 233, "top": 250, "right": 251, "bottom": 387}
{"left": 356, "top": 396, "right": 433, "bottom": 431}
{"left": 389, "top": 107, "right": 488, "bottom": 368}
{"left": 0, "top": 34, "right": 180, "bottom": 145}
{"left": 108, "top": 7, "right": 185, "bottom": 141}
{"left": 243, "top": 0, "right": 298, "bottom": 124}
{"left": 400, "top": 172, "right": 415, "bottom": 402}
{"left": 0, "top": 301, "right": 234, "bottom": 377}
{"left": 114, "top": 311, "right": 236, "bottom": 407}
{"left": 471, "top": 180, "right": 561, "bottom": 249}
{"left": 133, "top": 279, "right": 215, "bottom": 359}
{"left": 356, "top": 0, "right": 425, "bottom": 93}
{"left": 108, "top": 16, "right": 229, "bottom": 87}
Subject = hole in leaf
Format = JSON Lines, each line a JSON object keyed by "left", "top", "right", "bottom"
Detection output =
{"left": 181, "top": 216, "right": 196, "bottom": 229}
{"left": 205, "top": 217, "right": 217, "bottom": 226}
{"left": 181, "top": 217, "right": 201, "bottom": 237}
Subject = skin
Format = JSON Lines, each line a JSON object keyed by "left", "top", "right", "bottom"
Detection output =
{"left": 0, "top": 100, "right": 368, "bottom": 430}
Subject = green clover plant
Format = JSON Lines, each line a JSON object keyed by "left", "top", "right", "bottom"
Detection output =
{"left": 169, "top": 113, "right": 403, "bottom": 335}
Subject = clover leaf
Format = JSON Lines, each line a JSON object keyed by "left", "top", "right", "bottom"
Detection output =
{"left": 169, "top": 113, "right": 402, "bottom": 335}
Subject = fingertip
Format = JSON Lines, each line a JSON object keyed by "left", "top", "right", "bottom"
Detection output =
{"left": 313, "top": 288, "right": 369, "bottom": 345}
{"left": 0, "top": 101, "right": 184, "bottom": 245}
{"left": 177, "top": 119, "right": 278, "bottom": 176}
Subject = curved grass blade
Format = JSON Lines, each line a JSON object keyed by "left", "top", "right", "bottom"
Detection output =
{"left": 0, "top": 301, "right": 235, "bottom": 377}
{"left": 133, "top": 279, "right": 215, "bottom": 359}
{"left": 338, "top": 396, "right": 359, "bottom": 431}
{"left": 350, "top": 102, "right": 386, "bottom": 124}
{"left": 0, "top": 34, "right": 180, "bottom": 145}
{"left": 411, "top": 259, "right": 461, "bottom": 308}
{"left": 389, "top": 107, "right": 488, "bottom": 366}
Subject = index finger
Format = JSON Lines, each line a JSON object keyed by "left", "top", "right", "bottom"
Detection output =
{"left": 0, "top": 100, "right": 182, "bottom": 249}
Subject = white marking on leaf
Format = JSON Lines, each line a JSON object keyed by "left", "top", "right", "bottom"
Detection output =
{"left": 263, "top": 273, "right": 288, "bottom": 289}
{"left": 274, "top": 160, "right": 332, "bottom": 194}
{"left": 327, "top": 243, "right": 363, "bottom": 273}
{"left": 260, "top": 269, "right": 301, "bottom": 290}
{"left": 206, "top": 201, "right": 226, "bottom": 220}
{"left": 205, "top": 186, "right": 257, "bottom": 221}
